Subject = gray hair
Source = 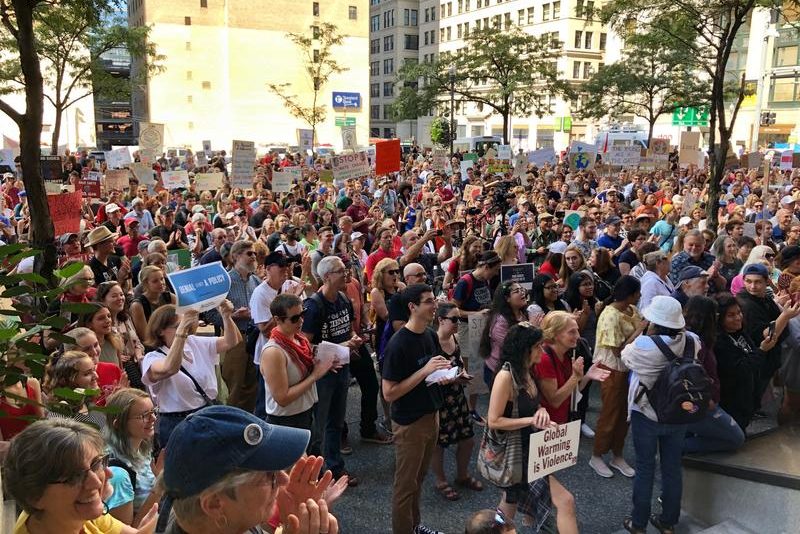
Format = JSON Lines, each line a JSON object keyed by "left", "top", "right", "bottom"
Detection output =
{"left": 4, "top": 419, "right": 104, "bottom": 515}
{"left": 170, "top": 470, "right": 262, "bottom": 523}
{"left": 62, "top": 326, "right": 95, "bottom": 350}
{"left": 685, "top": 229, "right": 703, "bottom": 241}
{"left": 148, "top": 239, "right": 167, "bottom": 254}
{"left": 317, "top": 255, "right": 343, "bottom": 281}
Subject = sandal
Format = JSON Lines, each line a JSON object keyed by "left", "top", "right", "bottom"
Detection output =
{"left": 622, "top": 517, "right": 645, "bottom": 534}
{"left": 455, "top": 476, "right": 484, "bottom": 491}
{"left": 650, "top": 515, "right": 675, "bottom": 534}
{"left": 435, "top": 482, "right": 460, "bottom": 501}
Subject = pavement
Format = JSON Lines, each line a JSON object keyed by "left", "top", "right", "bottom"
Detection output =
{"left": 332, "top": 374, "right": 781, "bottom": 534}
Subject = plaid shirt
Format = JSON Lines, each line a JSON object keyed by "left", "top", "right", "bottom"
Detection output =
{"left": 209, "top": 268, "right": 260, "bottom": 332}
{"left": 668, "top": 251, "right": 715, "bottom": 286}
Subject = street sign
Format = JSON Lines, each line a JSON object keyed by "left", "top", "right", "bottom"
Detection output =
{"left": 335, "top": 117, "right": 356, "bottom": 127}
{"left": 554, "top": 116, "right": 572, "bottom": 132}
{"left": 332, "top": 92, "right": 361, "bottom": 109}
{"left": 672, "top": 106, "right": 709, "bottom": 127}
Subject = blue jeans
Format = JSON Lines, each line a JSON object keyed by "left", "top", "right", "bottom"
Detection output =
{"left": 630, "top": 411, "right": 686, "bottom": 530}
{"left": 683, "top": 405, "right": 745, "bottom": 454}
{"left": 310, "top": 365, "right": 350, "bottom": 476}
{"left": 483, "top": 363, "right": 496, "bottom": 390}
{"left": 255, "top": 372, "right": 267, "bottom": 419}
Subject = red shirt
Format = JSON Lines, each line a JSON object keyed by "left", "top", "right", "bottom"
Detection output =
{"left": 436, "top": 186, "right": 454, "bottom": 202}
{"left": 96, "top": 362, "right": 122, "bottom": 407}
{"left": 117, "top": 234, "right": 147, "bottom": 258}
{"left": 534, "top": 344, "right": 574, "bottom": 424}
{"left": 365, "top": 247, "right": 399, "bottom": 283}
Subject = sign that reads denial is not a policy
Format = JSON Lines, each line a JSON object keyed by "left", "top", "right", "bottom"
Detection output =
{"left": 528, "top": 420, "right": 581, "bottom": 481}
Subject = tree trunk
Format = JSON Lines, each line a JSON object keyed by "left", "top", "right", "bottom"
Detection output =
{"left": 13, "top": 0, "right": 57, "bottom": 283}
{"left": 50, "top": 104, "right": 62, "bottom": 156}
{"left": 502, "top": 110, "right": 510, "bottom": 145}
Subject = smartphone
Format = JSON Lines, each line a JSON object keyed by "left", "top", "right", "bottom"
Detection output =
{"left": 768, "top": 320, "right": 776, "bottom": 339}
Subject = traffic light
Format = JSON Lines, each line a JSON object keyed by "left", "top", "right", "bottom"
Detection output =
{"left": 761, "top": 111, "right": 777, "bottom": 126}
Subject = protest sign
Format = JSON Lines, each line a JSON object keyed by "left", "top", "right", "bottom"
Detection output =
{"left": 608, "top": 145, "right": 642, "bottom": 167}
{"left": 40, "top": 155, "right": 62, "bottom": 189}
{"left": 167, "top": 261, "right": 232, "bottom": 313}
{"left": 341, "top": 126, "right": 357, "bottom": 151}
{"left": 105, "top": 169, "right": 131, "bottom": 191}
{"left": 196, "top": 151, "right": 207, "bottom": 167}
{"left": 167, "top": 248, "right": 192, "bottom": 269}
{"left": 500, "top": 263, "right": 536, "bottom": 289}
{"left": 272, "top": 171, "right": 293, "bottom": 193}
{"left": 0, "top": 149, "right": 14, "bottom": 169}
{"left": 678, "top": 131, "right": 702, "bottom": 166}
{"left": 105, "top": 147, "right": 132, "bottom": 169}
{"left": 77, "top": 171, "right": 102, "bottom": 199}
{"left": 432, "top": 149, "right": 448, "bottom": 172}
{"left": 460, "top": 159, "right": 474, "bottom": 176}
{"left": 513, "top": 152, "right": 528, "bottom": 178}
{"left": 497, "top": 145, "right": 512, "bottom": 160}
{"left": 129, "top": 163, "right": 156, "bottom": 185}
{"left": 528, "top": 148, "right": 557, "bottom": 167}
{"left": 780, "top": 150, "right": 794, "bottom": 171}
{"left": 463, "top": 152, "right": 479, "bottom": 162}
{"left": 487, "top": 155, "right": 510, "bottom": 175}
{"left": 528, "top": 421, "right": 581, "bottom": 481}
{"left": 47, "top": 191, "right": 82, "bottom": 236}
{"left": 375, "top": 139, "right": 401, "bottom": 175}
{"left": 331, "top": 151, "right": 370, "bottom": 181}
{"left": 466, "top": 312, "right": 488, "bottom": 361}
{"left": 745, "top": 152, "right": 763, "bottom": 169}
{"left": 297, "top": 129, "right": 314, "bottom": 153}
{"left": 231, "top": 140, "right": 256, "bottom": 188}
{"left": 650, "top": 137, "right": 670, "bottom": 157}
{"left": 283, "top": 166, "right": 303, "bottom": 183}
{"left": 138, "top": 123, "right": 164, "bottom": 154}
{"left": 563, "top": 210, "right": 582, "bottom": 230}
{"left": 202, "top": 139, "right": 212, "bottom": 156}
{"left": 319, "top": 169, "right": 334, "bottom": 183}
{"left": 162, "top": 170, "right": 190, "bottom": 190}
{"left": 639, "top": 156, "right": 657, "bottom": 171}
{"left": 462, "top": 184, "right": 483, "bottom": 203}
{"left": 568, "top": 141, "right": 596, "bottom": 172}
{"left": 138, "top": 149, "right": 155, "bottom": 165}
{"left": 194, "top": 172, "right": 224, "bottom": 191}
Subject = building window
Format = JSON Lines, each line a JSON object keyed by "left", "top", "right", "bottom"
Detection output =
{"left": 384, "top": 35, "right": 393, "bottom": 51}
{"left": 574, "top": 30, "right": 582, "bottom": 48}
{"left": 200, "top": 0, "right": 207, "bottom": 7}
{"left": 384, "top": 9, "right": 395, "bottom": 28}
{"left": 457, "top": 23, "right": 462, "bottom": 38}
{"left": 370, "top": 128, "right": 380, "bottom": 137}
{"left": 371, "top": 0, "right": 380, "bottom": 4}
{"left": 576, "top": 0, "right": 584, "bottom": 17}
{"left": 448, "top": 2, "right": 452, "bottom": 16}
{"left": 440, "top": 28, "right": 445, "bottom": 42}
{"left": 542, "top": 4, "right": 550, "bottom": 21}
{"left": 184, "top": 16, "right": 191, "bottom": 25}
{"left": 404, "top": 34, "right": 419, "bottom": 50}
{"left": 424, "top": 32, "right": 429, "bottom": 46}
{"left": 371, "top": 105, "right": 380, "bottom": 119}
{"left": 431, "top": 5, "right": 436, "bottom": 19}
{"left": 384, "top": 82, "right": 393, "bottom": 96}
{"left": 586, "top": 1, "right": 594, "bottom": 18}
{"left": 464, "top": 21, "right": 469, "bottom": 36}
{"left": 349, "top": 6, "right": 357, "bottom": 19}
{"left": 384, "top": 127, "right": 395, "bottom": 138}
{"left": 440, "top": 4, "right": 445, "bottom": 18}
{"left": 465, "top": 0, "right": 470, "bottom": 11}
{"left": 404, "top": 8, "right": 418, "bottom": 26}
{"left": 504, "top": 12, "right": 512, "bottom": 29}
{"left": 202, "top": 81, "right": 211, "bottom": 89}
{"left": 370, "top": 39, "right": 380, "bottom": 54}
{"left": 313, "top": 2, "right": 319, "bottom": 16}
{"left": 518, "top": 9, "right": 525, "bottom": 24}
{"left": 383, "top": 58, "right": 394, "bottom": 74}
{"left": 370, "top": 15, "right": 379, "bottom": 31}
{"left": 370, "top": 61, "right": 379, "bottom": 76}
{"left": 599, "top": 32, "right": 607, "bottom": 50}
{"left": 584, "top": 31, "right": 592, "bottom": 49}
{"left": 312, "top": 25, "right": 320, "bottom": 39}
{"left": 185, "top": 41, "right": 191, "bottom": 50}
{"left": 553, "top": 1, "right": 560, "bottom": 18}
{"left": 527, "top": 7, "right": 534, "bottom": 23}
{"left": 447, "top": 26, "right": 452, "bottom": 40}
{"left": 430, "top": 30, "right": 435, "bottom": 44}
{"left": 186, "top": 70, "right": 193, "bottom": 80}
{"left": 313, "top": 49, "right": 319, "bottom": 62}
{"left": 583, "top": 62, "right": 592, "bottom": 79}
{"left": 775, "top": 46, "right": 799, "bottom": 67}
{"left": 383, "top": 105, "right": 391, "bottom": 119}
{"left": 370, "top": 83, "right": 380, "bottom": 97}
{"left": 424, "top": 7, "right": 429, "bottom": 23}
{"left": 572, "top": 61, "right": 580, "bottom": 79}
{"left": 187, "top": 95, "right": 193, "bottom": 103}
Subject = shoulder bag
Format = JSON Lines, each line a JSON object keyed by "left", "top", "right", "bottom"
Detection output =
{"left": 477, "top": 362, "right": 524, "bottom": 487}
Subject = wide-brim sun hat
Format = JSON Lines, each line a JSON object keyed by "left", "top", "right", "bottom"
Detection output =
{"left": 643, "top": 295, "right": 685, "bottom": 330}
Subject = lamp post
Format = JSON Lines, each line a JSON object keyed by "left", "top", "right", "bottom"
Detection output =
{"left": 751, "top": 10, "right": 780, "bottom": 152}
{"left": 449, "top": 64, "right": 456, "bottom": 156}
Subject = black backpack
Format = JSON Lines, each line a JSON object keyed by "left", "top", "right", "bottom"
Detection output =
{"left": 109, "top": 454, "right": 137, "bottom": 494}
{"left": 634, "top": 335, "right": 711, "bottom": 424}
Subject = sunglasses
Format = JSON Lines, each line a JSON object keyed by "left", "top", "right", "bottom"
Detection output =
{"left": 280, "top": 310, "right": 306, "bottom": 323}
{"left": 387, "top": 269, "right": 400, "bottom": 275}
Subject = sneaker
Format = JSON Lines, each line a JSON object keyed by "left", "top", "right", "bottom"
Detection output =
{"left": 414, "top": 525, "right": 445, "bottom": 534}
{"left": 378, "top": 421, "right": 394, "bottom": 436}
{"left": 341, "top": 436, "right": 353, "bottom": 456}
{"left": 580, "top": 423, "right": 595, "bottom": 438}
{"left": 469, "top": 410, "right": 486, "bottom": 426}
{"left": 361, "top": 431, "right": 393, "bottom": 444}
{"left": 609, "top": 457, "right": 635, "bottom": 478}
{"left": 588, "top": 456, "right": 614, "bottom": 478}
{"left": 336, "top": 470, "right": 359, "bottom": 487}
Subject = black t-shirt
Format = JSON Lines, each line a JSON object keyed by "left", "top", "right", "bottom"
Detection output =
{"left": 149, "top": 224, "right": 189, "bottom": 250}
{"left": 302, "top": 292, "right": 353, "bottom": 344}
{"left": 89, "top": 255, "right": 122, "bottom": 285}
{"left": 381, "top": 327, "right": 444, "bottom": 425}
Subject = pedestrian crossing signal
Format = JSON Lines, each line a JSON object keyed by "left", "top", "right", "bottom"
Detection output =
{"left": 761, "top": 111, "right": 777, "bottom": 126}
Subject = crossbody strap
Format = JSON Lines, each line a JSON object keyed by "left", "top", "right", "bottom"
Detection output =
{"left": 156, "top": 348, "right": 214, "bottom": 405}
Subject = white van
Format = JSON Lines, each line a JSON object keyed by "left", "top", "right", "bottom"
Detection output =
{"left": 452, "top": 135, "right": 503, "bottom": 155}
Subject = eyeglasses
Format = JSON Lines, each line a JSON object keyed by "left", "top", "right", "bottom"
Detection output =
{"left": 53, "top": 454, "right": 110, "bottom": 486}
{"left": 510, "top": 287, "right": 527, "bottom": 295}
{"left": 387, "top": 269, "right": 400, "bottom": 275}
{"left": 133, "top": 408, "right": 158, "bottom": 421}
{"left": 245, "top": 251, "right": 257, "bottom": 256}
{"left": 280, "top": 310, "right": 306, "bottom": 323}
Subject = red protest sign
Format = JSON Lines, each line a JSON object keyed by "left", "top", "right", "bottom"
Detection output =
{"left": 47, "top": 191, "right": 82, "bottom": 236}
{"left": 77, "top": 171, "right": 102, "bottom": 199}
{"left": 375, "top": 139, "right": 401, "bottom": 175}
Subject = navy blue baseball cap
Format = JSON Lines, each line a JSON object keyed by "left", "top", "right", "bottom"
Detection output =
{"left": 677, "top": 265, "right": 709, "bottom": 284}
{"left": 163, "top": 406, "right": 310, "bottom": 499}
{"left": 742, "top": 263, "right": 769, "bottom": 278}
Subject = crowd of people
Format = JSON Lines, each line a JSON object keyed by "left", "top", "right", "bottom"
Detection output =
{"left": 0, "top": 144, "right": 799, "bottom": 534}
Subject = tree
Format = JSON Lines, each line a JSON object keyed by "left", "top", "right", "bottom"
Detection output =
{"left": 268, "top": 23, "right": 347, "bottom": 156}
{"left": 577, "top": 30, "right": 710, "bottom": 143}
{"left": 599, "top": 1, "right": 767, "bottom": 230}
{"left": 429, "top": 116, "right": 454, "bottom": 148}
{"left": 392, "top": 26, "right": 568, "bottom": 144}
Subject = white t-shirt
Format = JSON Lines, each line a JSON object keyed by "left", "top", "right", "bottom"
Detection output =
{"left": 250, "top": 279, "right": 301, "bottom": 365}
{"left": 141, "top": 335, "right": 220, "bottom": 412}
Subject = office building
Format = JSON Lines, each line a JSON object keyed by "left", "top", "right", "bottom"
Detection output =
{"left": 128, "top": 0, "right": 370, "bottom": 152}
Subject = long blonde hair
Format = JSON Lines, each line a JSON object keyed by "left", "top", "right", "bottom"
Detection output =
{"left": 372, "top": 258, "right": 400, "bottom": 291}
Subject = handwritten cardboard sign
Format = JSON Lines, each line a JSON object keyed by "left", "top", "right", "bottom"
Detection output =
{"left": 47, "top": 191, "right": 82, "bottom": 236}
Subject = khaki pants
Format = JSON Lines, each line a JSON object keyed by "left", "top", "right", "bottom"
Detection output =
{"left": 593, "top": 365, "right": 630, "bottom": 457}
{"left": 392, "top": 412, "right": 439, "bottom": 534}
{"left": 221, "top": 339, "right": 258, "bottom": 412}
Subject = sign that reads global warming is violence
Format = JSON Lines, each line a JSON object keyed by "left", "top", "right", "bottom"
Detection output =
{"left": 528, "top": 421, "right": 581, "bottom": 481}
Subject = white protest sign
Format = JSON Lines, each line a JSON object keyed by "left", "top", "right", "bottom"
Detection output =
{"left": 202, "top": 140, "right": 212, "bottom": 156}
{"left": 129, "top": 163, "right": 155, "bottom": 185}
{"left": 272, "top": 172, "right": 293, "bottom": 193}
{"left": 466, "top": 312, "right": 488, "bottom": 361}
{"left": 432, "top": 149, "right": 448, "bottom": 172}
{"left": 138, "top": 123, "right": 164, "bottom": 155}
{"left": 194, "top": 172, "right": 224, "bottom": 191}
{"left": 331, "top": 151, "right": 370, "bottom": 181}
{"left": 104, "top": 147, "right": 132, "bottom": 169}
{"left": 608, "top": 145, "right": 642, "bottom": 167}
{"left": 460, "top": 159, "right": 474, "bottom": 176}
{"left": 196, "top": 151, "right": 208, "bottom": 167}
{"left": 167, "top": 262, "right": 232, "bottom": 313}
{"left": 104, "top": 169, "right": 131, "bottom": 191}
{"left": 162, "top": 170, "right": 190, "bottom": 190}
{"left": 0, "top": 149, "right": 15, "bottom": 168}
{"left": 528, "top": 420, "right": 581, "bottom": 481}
{"left": 528, "top": 148, "right": 557, "bottom": 166}
{"left": 341, "top": 126, "right": 357, "bottom": 151}
{"left": 780, "top": 150, "right": 794, "bottom": 171}
{"left": 513, "top": 152, "right": 528, "bottom": 178}
{"left": 231, "top": 140, "right": 256, "bottom": 188}
{"left": 678, "top": 131, "right": 702, "bottom": 166}
{"left": 497, "top": 145, "right": 512, "bottom": 160}
{"left": 283, "top": 166, "right": 302, "bottom": 183}
{"left": 297, "top": 129, "right": 314, "bottom": 153}
{"left": 650, "top": 137, "right": 670, "bottom": 158}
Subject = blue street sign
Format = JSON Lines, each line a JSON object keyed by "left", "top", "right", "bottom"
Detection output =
{"left": 332, "top": 92, "right": 361, "bottom": 109}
